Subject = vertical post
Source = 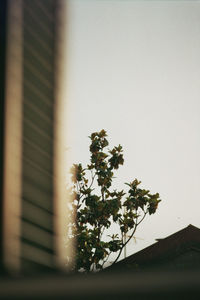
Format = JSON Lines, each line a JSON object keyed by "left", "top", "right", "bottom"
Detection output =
{"left": 123, "top": 206, "right": 127, "bottom": 259}
{"left": 54, "top": 0, "right": 74, "bottom": 270}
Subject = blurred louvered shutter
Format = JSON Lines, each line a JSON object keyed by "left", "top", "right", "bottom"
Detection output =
{"left": 21, "top": 0, "right": 56, "bottom": 271}
{"left": 3, "top": 0, "right": 70, "bottom": 273}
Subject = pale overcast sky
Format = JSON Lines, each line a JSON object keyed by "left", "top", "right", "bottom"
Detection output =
{"left": 65, "top": 0, "right": 200, "bottom": 259}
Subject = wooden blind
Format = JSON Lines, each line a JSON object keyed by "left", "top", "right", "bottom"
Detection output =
{"left": 21, "top": 0, "right": 56, "bottom": 271}
{"left": 3, "top": 0, "right": 70, "bottom": 274}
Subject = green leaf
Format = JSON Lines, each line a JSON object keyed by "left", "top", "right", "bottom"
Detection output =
{"left": 69, "top": 130, "right": 161, "bottom": 272}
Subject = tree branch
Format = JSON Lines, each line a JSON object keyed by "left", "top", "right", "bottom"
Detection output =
{"left": 88, "top": 169, "right": 96, "bottom": 190}
{"left": 102, "top": 251, "right": 111, "bottom": 268}
{"left": 112, "top": 210, "right": 147, "bottom": 265}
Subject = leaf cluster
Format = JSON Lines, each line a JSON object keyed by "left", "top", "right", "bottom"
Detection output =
{"left": 68, "top": 130, "right": 161, "bottom": 272}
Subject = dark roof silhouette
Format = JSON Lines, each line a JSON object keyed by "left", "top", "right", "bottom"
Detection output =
{"left": 106, "top": 224, "right": 200, "bottom": 272}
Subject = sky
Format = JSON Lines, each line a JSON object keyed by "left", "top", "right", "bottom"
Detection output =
{"left": 64, "top": 0, "right": 200, "bottom": 260}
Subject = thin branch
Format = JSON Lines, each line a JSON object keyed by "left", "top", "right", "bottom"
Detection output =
{"left": 88, "top": 169, "right": 96, "bottom": 190}
{"left": 112, "top": 210, "right": 147, "bottom": 265}
{"left": 101, "top": 187, "right": 105, "bottom": 202}
{"left": 137, "top": 210, "right": 148, "bottom": 226}
{"left": 112, "top": 224, "right": 137, "bottom": 265}
{"left": 102, "top": 252, "right": 111, "bottom": 268}
{"left": 76, "top": 181, "right": 84, "bottom": 201}
{"left": 100, "top": 226, "right": 106, "bottom": 239}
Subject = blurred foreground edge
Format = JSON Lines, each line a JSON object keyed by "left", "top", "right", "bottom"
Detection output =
{"left": 1, "top": 0, "right": 73, "bottom": 275}
{"left": 0, "top": 270, "right": 200, "bottom": 299}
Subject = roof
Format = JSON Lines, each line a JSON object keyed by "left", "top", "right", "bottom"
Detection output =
{"left": 105, "top": 224, "right": 200, "bottom": 272}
